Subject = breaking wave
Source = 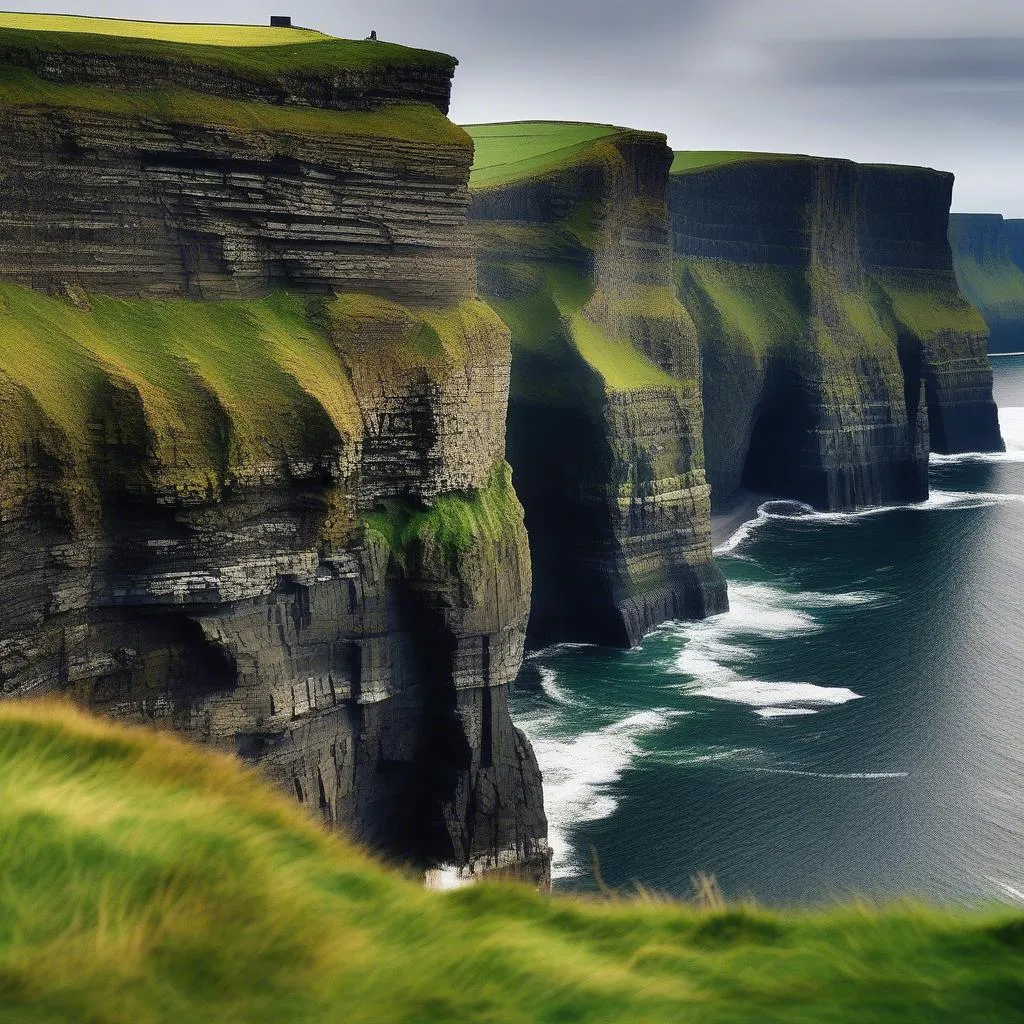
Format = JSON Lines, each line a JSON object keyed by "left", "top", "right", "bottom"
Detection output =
{"left": 512, "top": 672, "right": 683, "bottom": 880}
{"left": 716, "top": 487, "right": 1024, "bottom": 554}
{"left": 668, "top": 580, "right": 873, "bottom": 714}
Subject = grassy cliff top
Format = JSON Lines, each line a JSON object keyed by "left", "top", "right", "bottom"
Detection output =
{"left": 0, "top": 65, "right": 467, "bottom": 145}
{"left": 0, "top": 11, "right": 456, "bottom": 74}
{"left": 1, "top": 700, "right": 1023, "bottom": 1023}
{"left": 467, "top": 121, "right": 664, "bottom": 190}
{"left": 0, "top": 12, "right": 327, "bottom": 45}
{"left": 670, "top": 150, "right": 816, "bottom": 175}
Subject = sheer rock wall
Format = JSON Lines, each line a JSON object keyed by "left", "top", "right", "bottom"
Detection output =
{"left": 670, "top": 155, "right": 1001, "bottom": 510}
{"left": 470, "top": 128, "right": 727, "bottom": 649}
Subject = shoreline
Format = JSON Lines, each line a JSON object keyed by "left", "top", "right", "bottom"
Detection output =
{"left": 710, "top": 489, "right": 772, "bottom": 549}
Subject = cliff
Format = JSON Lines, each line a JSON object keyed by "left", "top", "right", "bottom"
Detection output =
{"left": 0, "top": 15, "right": 547, "bottom": 882}
{"left": 670, "top": 153, "right": 1002, "bottom": 510}
{"left": 949, "top": 213, "right": 1024, "bottom": 354}
{"left": 3, "top": 701, "right": 1023, "bottom": 1024}
{"left": 467, "top": 122, "right": 727, "bottom": 649}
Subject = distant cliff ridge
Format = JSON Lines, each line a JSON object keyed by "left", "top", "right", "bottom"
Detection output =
{"left": 949, "top": 213, "right": 1024, "bottom": 354}
{"left": 467, "top": 122, "right": 727, "bottom": 649}
{"left": 0, "top": 15, "right": 548, "bottom": 883}
{"left": 670, "top": 153, "right": 1002, "bottom": 510}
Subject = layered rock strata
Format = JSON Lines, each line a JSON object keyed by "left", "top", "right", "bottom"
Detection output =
{"left": 670, "top": 154, "right": 1002, "bottom": 510}
{"left": 0, "top": 28, "right": 472, "bottom": 302}
{"left": 468, "top": 123, "right": 727, "bottom": 649}
{"left": 0, "top": 21, "right": 548, "bottom": 882}
{"left": 859, "top": 166, "right": 1002, "bottom": 455}
{"left": 949, "top": 213, "right": 1024, "bottom": 354}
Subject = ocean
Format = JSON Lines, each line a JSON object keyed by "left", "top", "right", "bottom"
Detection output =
{"left": 510, "top": 355, "right": 1024, "bottom": 905}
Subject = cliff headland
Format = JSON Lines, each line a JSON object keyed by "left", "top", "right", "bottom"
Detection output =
{"left": 0, "top": 14, "right": 1009, "bottom": 893}
{"left": 0, "top": 13, "right": 547, "bottom": 883}
{"left": 670, "top": 152, "right": 1002, "bottom": 510}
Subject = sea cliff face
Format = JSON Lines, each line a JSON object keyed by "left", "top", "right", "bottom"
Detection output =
{"left": 0, "top": 22, "right": 547, "bottom": 882}
{"left": 467, "top": 123, "right": 727, "bottom": 649}
{"left": 949, "top": 213, "right": 1024, "bottom": 355}
{"left": 670, "top": 154, "right": 1002, "bottom": 510}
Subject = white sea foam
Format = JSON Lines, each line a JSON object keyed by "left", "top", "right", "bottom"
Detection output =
{"left": 423, "top": 864, "right": 474, "bottom": 891}
{"left": 930, "top": 407, "right": 1024, "bottom": 465}
{"left": 690, "top": 679, "right": 862, "bottom": 708}
{"left": 718, "top": 488, "right": 1024, "bottom": 555}
{"left": 513, "top": 701, "right": 683, "bottom": 879}
{"left": 668, "top": 581, "right": 871, "bottom": 713}
{"left": 750, "top": 768, "right": 908, "bottom": 780}
{"left": 989, "top": 878, "right": 1024, "bottom": 904}
{"left": 538, "top": 666, "right": 582, "bottom": 707}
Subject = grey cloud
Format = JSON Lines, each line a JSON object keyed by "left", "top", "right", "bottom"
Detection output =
{"left": 767, "top": 37, "right": 1024, "bottom": 86}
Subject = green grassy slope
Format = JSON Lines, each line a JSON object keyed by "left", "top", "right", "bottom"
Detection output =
{"left": 0, "top": 12, "right": 454, "bottom": 74}
{"left": 0, "top": 284, "right": 497, "bottom": 516}
{"left": 0, "top": 12, "right": 326, "bottom": 45}
{"left": 1, "top": 701, "right": 1022, "bottom": 1024}
{"left": 468, "top": 122, "right": 692, "bottom": 395}
{"left": 0, "top": 283, "right": 358, "bottom": 503}
{"left": 363, "top": 461, "right": 525, "bottom": 568}
{"left": 468, "top": 121, "right": 639, "bottom": 189}
{"left": 670, "top": 150, "right": 813, "bottom": 175}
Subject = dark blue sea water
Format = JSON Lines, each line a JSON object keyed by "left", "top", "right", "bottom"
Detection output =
{"left": 510, "top": 355, "right": 1024, "bottom": 905}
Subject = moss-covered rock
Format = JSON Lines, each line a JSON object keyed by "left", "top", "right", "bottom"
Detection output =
{"left": 949, "top": 213, "right": 1024, "bottom": 354}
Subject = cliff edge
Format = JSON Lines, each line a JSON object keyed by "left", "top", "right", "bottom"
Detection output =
{"left": 467, "top": 122, "right": 727, "bottom": 649}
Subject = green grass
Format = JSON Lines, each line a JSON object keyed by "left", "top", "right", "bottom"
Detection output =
{"left": 0, "top": 283, "right": 360, "bottom": 505}
{"left": 466, "top": 121, "right": 661, "bottom": 190}
{"left": 0, "top": 66, "right": 467, "bottom": 145}
{"left": 1, "top": 700, "right": 1024, "bottom": 1023}
{"left": 948, "top": 255, "right": 1024, "bottom": 327}
{"left": 676, "top": 259, "right": 806, "bottom": 355}
{"left": 670, "top": 151, "right": 814, "bottom": 175}
{"left": 0, "top": 13, "right": 454, "bottom": 74}
{"left": 545, "top": 265, "right": 686, "bottom": 391}
{"left": 362, "top": 461, "right": 524, "bottom": 568}
{"left": 496, "top": 264, "right": 686, "bottom": 395}
{"left": 874, "top": 271, "right": 989, "bottom": 342}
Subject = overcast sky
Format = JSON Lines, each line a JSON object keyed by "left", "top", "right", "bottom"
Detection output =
{"left": 12, "top": 0, "right": 1024, "bottom": 215}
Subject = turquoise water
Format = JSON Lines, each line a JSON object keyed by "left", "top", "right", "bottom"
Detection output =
{"left": 511, "top": 356, "right": 1024, "bottom": 905}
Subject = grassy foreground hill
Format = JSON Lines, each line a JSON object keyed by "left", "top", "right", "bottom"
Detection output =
{"left": 1, "top": 702, "right": 1022, "bottom": 1023}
